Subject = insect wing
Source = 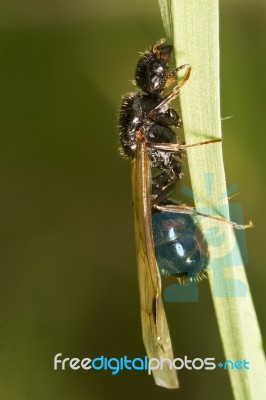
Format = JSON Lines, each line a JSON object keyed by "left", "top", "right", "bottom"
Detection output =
{"left": 131, "top": 140, "right": 179, "bottom": 389}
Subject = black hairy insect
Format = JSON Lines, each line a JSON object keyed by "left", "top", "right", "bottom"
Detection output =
{"left": 118, "top": 39, "right": 251, "bottom": 389}
{"left": 119, "top": 39, "right": 217, "bottom": 284}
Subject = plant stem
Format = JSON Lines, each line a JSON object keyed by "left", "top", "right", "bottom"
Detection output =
{"left": 158, "top": 0, "right": 266, "bottom": 398}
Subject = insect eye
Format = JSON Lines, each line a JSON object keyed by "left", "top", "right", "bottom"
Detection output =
{"left": 151, "top": 75, "right": 161, "bottom": 89}
{"left": 135, "top": 56, "right": 167, "bottom": 94}
{"left": 148, "top": 60, "right": 166, "bottom": 92}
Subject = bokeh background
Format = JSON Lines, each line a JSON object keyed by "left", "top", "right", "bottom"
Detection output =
{"left": 0, "top": 1, "right": 265, "bottom": 399}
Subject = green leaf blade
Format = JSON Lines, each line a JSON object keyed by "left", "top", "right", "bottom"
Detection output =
{"left": 158, "top": 0, "right": 266, "bottom": 398}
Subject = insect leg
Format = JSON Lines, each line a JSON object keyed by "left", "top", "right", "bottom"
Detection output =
{"left": 152, "top": 170, "right": 173, "bottom": 194}
{"left": 153, "top": 203, "right": 253, "bottom": 230}
{"left": 151, "top": 65, "right": 192, "bottom": 112}
{"left": 147, "top": 138, "right": 222, "bottom": 153}
{"left": 165, "top": 64, "right": 191, "bottom": 87}
{"left": 152, "top": 176, "right": 179, "bottom": 206}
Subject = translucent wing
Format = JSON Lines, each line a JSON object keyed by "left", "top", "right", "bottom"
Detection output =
{"left": 131, "top": 139, "right": 179, "bottom": 389}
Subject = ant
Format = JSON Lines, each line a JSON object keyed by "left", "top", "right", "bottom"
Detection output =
{"left": 119, "top": 38, "right": 251, "bottom": 283}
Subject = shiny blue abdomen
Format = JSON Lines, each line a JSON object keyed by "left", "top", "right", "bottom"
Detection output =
{"left": 152, "top": 211, "right": 209, "bottom": 281}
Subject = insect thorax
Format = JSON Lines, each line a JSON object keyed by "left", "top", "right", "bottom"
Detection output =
{"left": 119, "top": 92, "right": 181, "bottom": 171}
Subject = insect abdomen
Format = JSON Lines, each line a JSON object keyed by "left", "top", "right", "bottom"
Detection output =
{"left": 152, "top": 211, "right": 209, "bottom": 282}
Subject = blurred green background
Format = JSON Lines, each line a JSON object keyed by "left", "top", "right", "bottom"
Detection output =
{"left": 0, "top": 1, "right": 265, "bottom": 399}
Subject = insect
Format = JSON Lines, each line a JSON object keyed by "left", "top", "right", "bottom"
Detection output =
{"left": 119, "top": 39, "right": 250, "bottom": 389}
